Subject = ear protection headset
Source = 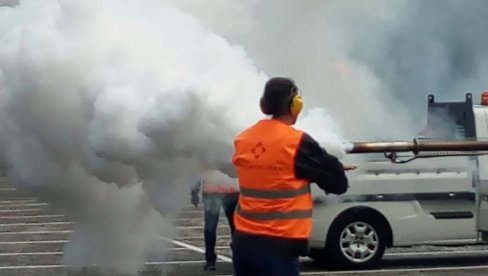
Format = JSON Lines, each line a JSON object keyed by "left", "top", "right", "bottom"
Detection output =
{"left": 289, "top": 88, "right": 304, "bottom": 118}
{"left": 260, "top": 86, "right": 304, "bottom": 117}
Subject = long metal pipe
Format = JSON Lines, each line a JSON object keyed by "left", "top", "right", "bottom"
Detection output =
{"left": 349, "top": 139, "right": 488, "bottom": 154}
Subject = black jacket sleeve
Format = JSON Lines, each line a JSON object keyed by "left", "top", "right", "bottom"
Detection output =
{"left": 294, "top": 133, "right": 348, "bottom": 194}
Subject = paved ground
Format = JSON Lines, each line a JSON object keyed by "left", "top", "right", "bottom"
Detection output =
{"left": 2, "top": 176, "right": 488, "bottom": 275}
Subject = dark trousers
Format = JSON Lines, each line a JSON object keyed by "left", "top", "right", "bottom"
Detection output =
{"left": 232, "top": 240, "right": 300, "bottom": 276}
{"left": 203, "top": 192, "right": 238, "bottom": 265}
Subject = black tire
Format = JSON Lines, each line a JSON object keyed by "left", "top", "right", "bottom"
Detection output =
{"left": 324, "top": 213, "right": 387, "bottom": 269}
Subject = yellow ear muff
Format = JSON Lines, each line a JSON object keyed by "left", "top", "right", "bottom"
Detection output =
{"left": 290, "top": 94, "right": 303, "bottom": 117}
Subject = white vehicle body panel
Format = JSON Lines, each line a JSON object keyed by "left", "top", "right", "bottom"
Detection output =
{"left": 475, "top": 105, "right": 488, "bottom": 231}
{"left": 310, "top": 103, "right": 488, "bottom": 250}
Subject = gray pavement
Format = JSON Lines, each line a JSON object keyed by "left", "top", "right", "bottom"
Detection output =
{"left": 2, "top": 177, "right": 488, "bottom": 275}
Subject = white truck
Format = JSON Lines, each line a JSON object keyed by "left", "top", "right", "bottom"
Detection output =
{"left": 309, "top": 92, "right": 488, "bottom": 268}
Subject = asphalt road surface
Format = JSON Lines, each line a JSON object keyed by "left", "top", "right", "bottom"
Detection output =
{"left": 2, "top": 176, "right": 488, "bottom": 275}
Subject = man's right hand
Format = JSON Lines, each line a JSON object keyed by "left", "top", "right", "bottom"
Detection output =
{"left": 343, "top": 164, "right": 357, "bottom": 171}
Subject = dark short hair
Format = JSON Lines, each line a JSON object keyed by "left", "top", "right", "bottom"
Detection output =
{"left": 260, "top": 77, "right": 297, "bottom": 116}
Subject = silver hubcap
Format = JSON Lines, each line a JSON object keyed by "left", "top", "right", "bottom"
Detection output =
{"left": 339, "top": 221, "right": 379, "bottom": 263}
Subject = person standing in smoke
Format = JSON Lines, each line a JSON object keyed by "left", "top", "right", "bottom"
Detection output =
{"left": 190, "top": 177, "right": 239, "bottom": 271}
{"left": 231, "top": 77, "right": 356, "bottom": 276}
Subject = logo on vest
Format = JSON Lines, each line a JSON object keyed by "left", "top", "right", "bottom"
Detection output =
{"left": 251, "top": 142, "right": 266, "bottom": 159}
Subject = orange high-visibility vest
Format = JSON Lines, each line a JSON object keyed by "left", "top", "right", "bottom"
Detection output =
{"left": 232, "top": 119, "right": 312, "bottom": 239}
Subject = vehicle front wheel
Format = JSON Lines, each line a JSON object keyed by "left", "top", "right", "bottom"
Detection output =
{"left": 324, "top": 214, "right": 387, "bottom": 268}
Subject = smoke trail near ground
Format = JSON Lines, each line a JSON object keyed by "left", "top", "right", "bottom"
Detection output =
{"left": 0, "top": 0, "right": 267, "bottom": 273}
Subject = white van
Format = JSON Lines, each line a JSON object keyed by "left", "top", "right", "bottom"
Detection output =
{"left": 308, "top": 93, "right": 488, "bottom": 268}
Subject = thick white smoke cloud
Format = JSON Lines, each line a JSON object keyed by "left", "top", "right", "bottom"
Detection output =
{"left": 296, "top": 107, "right": 351, "bottom": 158}
{"left": 0, "top": 0, "right": 271, "bottom": 273}
{"left": 171, "top": 0, "right": 416, "bottom": 141}
{"left": 3, "top": 0, "right": 487, "bottom": 274}
{"left": 174, "top": 0, "right": 488, "bottom": 140}
{"left": 0, "top": 0, "right": 18, "bottom": 7}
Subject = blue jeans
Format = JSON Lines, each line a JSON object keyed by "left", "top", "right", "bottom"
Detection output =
{"left": 203, "top": 193, "right": 238, "bottom": 265}
{"left": 232, "top": 242, "right": 300, "bottom": 276}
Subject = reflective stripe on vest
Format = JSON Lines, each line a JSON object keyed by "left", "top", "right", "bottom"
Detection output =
{"left": 239, "top": 184, "right": 310, "bottom": 199}
{"left": 236, "top": 204, "right": 312, "bottom": 220}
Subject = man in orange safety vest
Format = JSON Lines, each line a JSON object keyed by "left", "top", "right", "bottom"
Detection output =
{"left": 231, "top": 77, "right": 356, "bottom": 276}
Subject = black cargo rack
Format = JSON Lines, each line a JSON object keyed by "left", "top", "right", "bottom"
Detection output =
{"left": 426, "top": 93, "right": 476, "bottom": 139}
